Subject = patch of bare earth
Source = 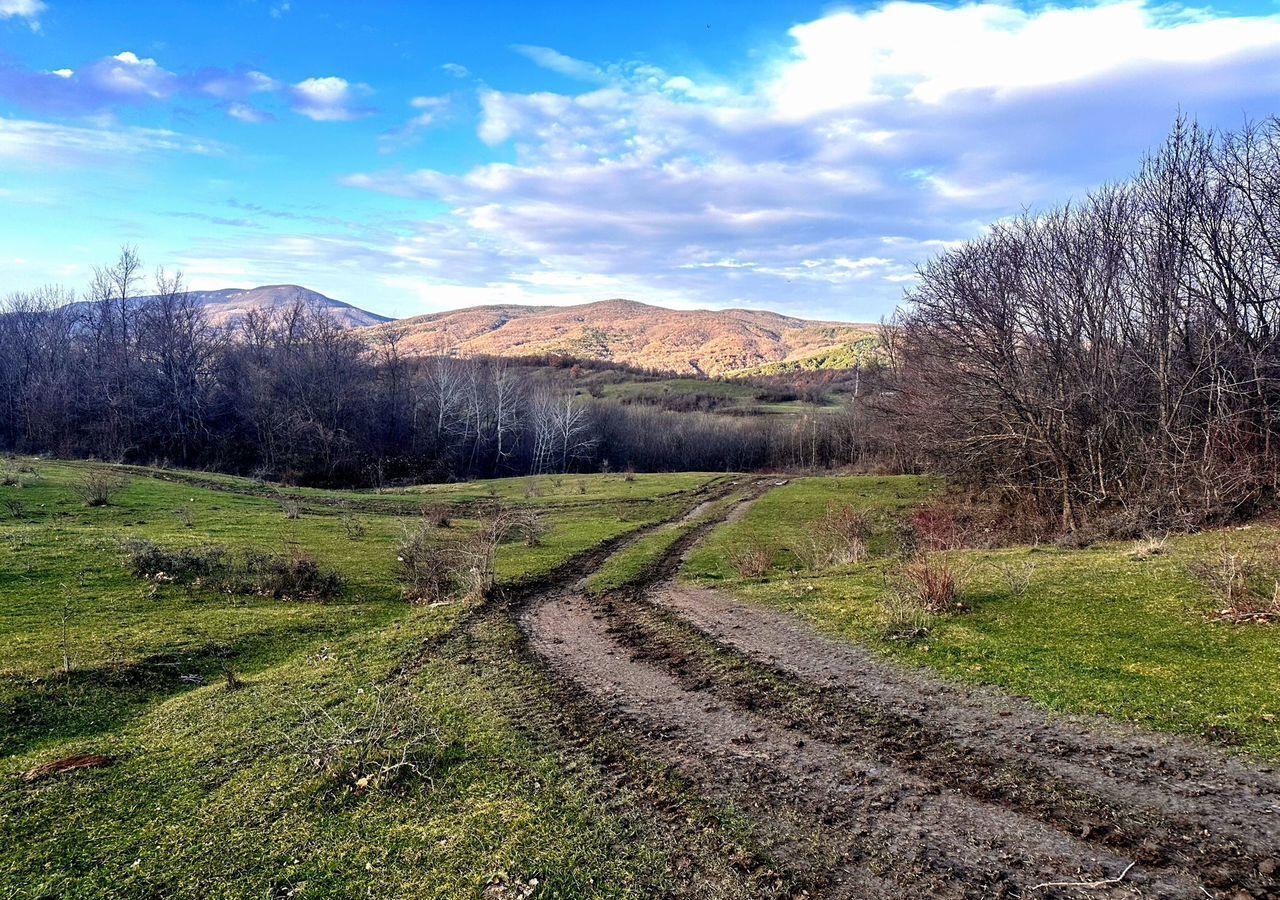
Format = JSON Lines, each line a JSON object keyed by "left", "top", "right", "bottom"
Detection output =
{"left": 519, "top": 488, "right": 1280, "bottom": 899}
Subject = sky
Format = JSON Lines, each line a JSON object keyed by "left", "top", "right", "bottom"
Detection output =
{"left": 4, "top": 1, "right": 1280, "bottom": 321}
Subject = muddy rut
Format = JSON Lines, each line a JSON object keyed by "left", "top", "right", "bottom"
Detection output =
{"left": 515, "top": 480, "right": 1280, "bottom": 899}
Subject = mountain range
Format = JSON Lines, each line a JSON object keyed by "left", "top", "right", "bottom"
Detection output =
{"left": 135, "top": 285, "right": 877, "bottom": 376}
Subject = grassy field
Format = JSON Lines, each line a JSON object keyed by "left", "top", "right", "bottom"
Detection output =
{"left": 684, "top": 476, "right": 1280, "bottom": 757}
{"left": 0, "top": 459, "right": 721, "bottom": 899}
{"left": 591, "top": 375, "right": 844, "bottom": 418}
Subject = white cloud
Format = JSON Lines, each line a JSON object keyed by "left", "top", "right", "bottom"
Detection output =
{"left": 513, "top": 45, "right": 606, "bottom": 82}
{"left": 0, "top": 116, "right": 223, "bottom": 167}
{"left": 0, "top": 0, "right": 44, "bottom": 29}
{"left": 340, "top": 0, "right": 1280, "bottom": 318}
{"left": 227, "top": 101, "right": 269, "bottom": 123}
{"left": 88, "top": 51, "right": 178, "bottom": 99}
{"left": 442, "top": 63, "right": 470, "bottom": 79}
{"left": 290, "top": 76, "right": 373, "bottom": 121}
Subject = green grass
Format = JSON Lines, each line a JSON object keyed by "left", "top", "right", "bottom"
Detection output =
{"left": 0, "top": 459, "right": 713, "bottom": 898}
{"left": 585, "top": 491, "right": 746, "bottom": 595}
{"left": 684, "top": 476, "right": 1280, "bottom": 757}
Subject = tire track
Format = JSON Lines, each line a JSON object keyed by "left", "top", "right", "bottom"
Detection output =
{"left": 518, "top": 484, "right": 1280, "bottom": 898}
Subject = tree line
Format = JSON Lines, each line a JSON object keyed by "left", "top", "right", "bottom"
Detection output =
{"left": 0, "top": 250, "right": 886, "bottom": 485}
{"left": 887, "top": 115, "right": 1280, "bottom": 530}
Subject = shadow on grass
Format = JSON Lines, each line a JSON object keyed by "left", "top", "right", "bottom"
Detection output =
{"left": 0, "top": 622, "right": 368, "bottom": 758}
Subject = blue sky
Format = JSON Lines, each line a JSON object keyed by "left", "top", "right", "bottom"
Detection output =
{"left": 4, "top": 0, "right": 1280, "bottom": 321}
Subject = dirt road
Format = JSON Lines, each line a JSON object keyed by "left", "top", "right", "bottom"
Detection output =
{"left": 517, "top": 482, "right": 1280, "bottom": 899}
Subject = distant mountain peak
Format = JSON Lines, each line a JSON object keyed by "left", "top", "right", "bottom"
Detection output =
{"left": 165, "top": 284, "right": 392, "bottom": 329}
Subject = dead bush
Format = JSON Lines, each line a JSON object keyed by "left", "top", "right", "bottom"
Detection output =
{"left": 280, "top": 497, "right": 301, "bottom": 520}
{"left": 623, "top": 466, "right": 636, "bottom": 483}
{"left": 799, "top": 502, "right": 869, "bottom": 569}
{"left": 993, "top": 559, "right": 1036, "bottom": 599}
{"left": 1193, "top": 546, "right": 1280, "bottom": 623}
{"left": 0, "top": 464, "right": 20, "bottom": 487}
{"left": 397, "top": 521, "right": 459, "bottom": 604}
{"left": 729, "top": 542, "right": 774, "bottom": 578}
{"left": 419, "top": 503, "right": 451, "bottom": 528}
{"left": 123, "top": 539, "right": 341, "bottom": 601}
{"left": 339, "top": 508, "right": 367, "bottom": 541}
{"left": 173, "top": 504, "right": 194, "bottom": 528}
{"left": 889, "top": 552, "right": 968, "bottom": 614}
{"left": 907, "top": 504, "right": 963, "bottom": 552}
{"left": 287, "top": 686, "right": 446, "bottom": 792}
{"left": 74, "top": 468, "right": 125, "bottom": 507}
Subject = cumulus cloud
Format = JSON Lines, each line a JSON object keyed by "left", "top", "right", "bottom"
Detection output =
{"left": 289, "top": 76, "right": 374, "bottom": 121}
{"left": 343, "top": 0, "right": 1280, "bottom": 317}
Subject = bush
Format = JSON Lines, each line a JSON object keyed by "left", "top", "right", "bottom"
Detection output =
{"left": 397, "top": 522, "right": 459, "bottom": 604}
{"left": 1194, "top": 546, "right": 1280, "bottom": 623}
{"left": 799, "top": 502, "right": 869, "bottom": 569}
{"left": 122, "top": 539, "right": 341, "bottom": 600}
{"left": 74, "top": 469, "right": 125, "bottom": 507}
{"left": 287, "top": 685, "right": 446, "bottom": 792}
{"left": 729, "top": 542, "right": 774, "bottom": 578}
{"left": 907, "top": 504, "right": 962, "bottom": 552}
{"left": 281, "top": 498, "right": 301, "bottom": 520}
{"left": 260, "top": 554, "right": 342, "bottom": 600}
{"left": 419, "top": 503, "right": 451, "bottom": 528}
{"left": 339, "top": 508, "right": 367, "bottom": 540}
{"left": 888, "top": 552, "right": 967, "bottom": 614}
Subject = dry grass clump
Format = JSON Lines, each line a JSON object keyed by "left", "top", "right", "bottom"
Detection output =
{"left": 798, "top": 502, "right": 869, "bottom": 569}
{"left": 729, "top": 542, "right": 774, "bottom": 579}
{"left": 1128, "top": 535, "right": 1168, "bottom": 560}
{"left": 881, "top": 551, "right": 969, "bottom": 638}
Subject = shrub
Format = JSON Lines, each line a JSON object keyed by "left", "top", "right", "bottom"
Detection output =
{"left": 123, "top": 539, "right": 228, "bottom": 583}
{"left": 397, "top": 522, "right": 458, "bottom": 604}
{"left": 0, "top": 464, "right": 20, "bottom": 487}
{"left": 2, "top": 498, "right": 25, "bottom": 520}
{"left": 889, "top": 552, "right": 967, "bottom": 614}
{"left": 1194, "top": 547, "right": 1280, "bottom": 623}
{"left": 260, "top": 554, "right": 342, "bottom": 600}
{"left": 623, "top": 466, "right": 636, "bottom": 483}
{"left": 729, "top": 542, "right": 774, "bottom": 578}
{"left": 908, "top": 504, "right": 962, "bottom": 552}
{"left": 419, "top": 503, "right": 451, "bottom": 528}
{"left": 122, "top": 539, "right": 341, "bottom": 601}
{"left": 75, "top": 469, "right": 125, "bottom": 507}
{"left": 287, "top": 686, "right": 446, "bottom": 792}
{"left": 339, "top": 509, "right": 367, "bottom": 541}
{"left": 173, "top": 504, "right": 194, "bottom": 528}
{"left": 281, "top": 498, "right": 301, "bottom": 520}
{"left": 799, "top": 502, "right": 869, "bottom": 569}
{"left": 993, "top": 559, "right": 1036, "bottom": 599}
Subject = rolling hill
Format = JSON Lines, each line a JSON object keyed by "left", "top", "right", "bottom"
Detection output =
{"left": 171, "top": 285, "right": 393, "bottom": 328}
{"left": 367, "top": 298, "right": 877, "bottom": 376}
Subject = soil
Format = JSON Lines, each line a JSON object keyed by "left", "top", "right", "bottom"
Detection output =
{"left": 515, "top": 482, "right": 1280, "bottom": 899}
